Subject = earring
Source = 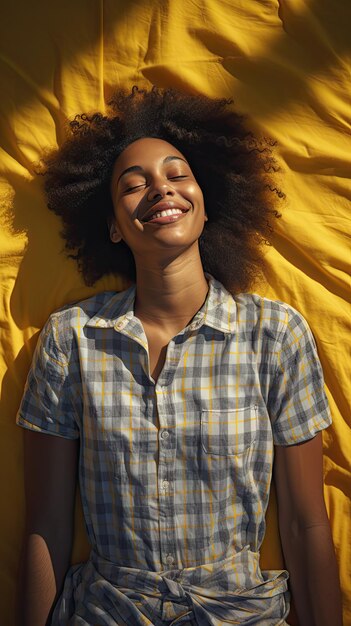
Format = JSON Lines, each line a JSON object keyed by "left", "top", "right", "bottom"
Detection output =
{"left": 111, "top": 232, "right": 122, "bottom": 243}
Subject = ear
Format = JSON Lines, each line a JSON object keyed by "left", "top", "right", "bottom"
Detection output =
{"left": 108, "top": 218, "right": 122, "bottom": 243}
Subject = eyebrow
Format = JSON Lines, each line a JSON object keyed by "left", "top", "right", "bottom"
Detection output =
{"left": 117, "top": 156, "right": 188, "bottom": 184}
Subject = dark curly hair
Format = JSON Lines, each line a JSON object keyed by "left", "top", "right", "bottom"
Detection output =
{"left": 42, "top": 86, "right": 283, "bottom": 292}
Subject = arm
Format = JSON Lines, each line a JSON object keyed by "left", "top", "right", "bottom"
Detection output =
{"left": 274, "top": 433, "right": 342, "bottom": 626}
{"left": 17, "top": 430, "right": 79, "bottom": 626}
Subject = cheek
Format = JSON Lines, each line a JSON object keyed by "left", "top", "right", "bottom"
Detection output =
{"left": 112, "top": 199, "right": 132, "bottom": 226}
{"left": 186, "top": 182, "right": 204, "bottom": 207}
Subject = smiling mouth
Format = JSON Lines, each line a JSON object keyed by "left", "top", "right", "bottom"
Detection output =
{"left": 142, "top": 207, "right": 189, "bottom": 224}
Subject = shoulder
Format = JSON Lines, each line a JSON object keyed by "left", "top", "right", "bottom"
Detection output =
{"left": 39, "top": 288, "right": 132, "bottom": 358}
{"left": 48, "top": 290, "right": 119, "bottom": 327}
{"left": 232, "top": 293, "right": 310, "bottom": 343}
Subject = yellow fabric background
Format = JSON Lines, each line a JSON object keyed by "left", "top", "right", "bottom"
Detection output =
{"left": 1, "top": 1, "right": 350, "bottom": 623}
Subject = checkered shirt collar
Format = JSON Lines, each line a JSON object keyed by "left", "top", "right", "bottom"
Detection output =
{"left": 85, "top": 273, "right": 237, "bottom": 334}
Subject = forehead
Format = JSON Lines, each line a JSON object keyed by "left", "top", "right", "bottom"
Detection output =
{"left": 113, "top": 137, "right": 187, "bottom": 175}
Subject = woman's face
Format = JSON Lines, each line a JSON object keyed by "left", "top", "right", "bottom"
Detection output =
{"left": 109, "top": 137, "right": 207, "bottom": 259}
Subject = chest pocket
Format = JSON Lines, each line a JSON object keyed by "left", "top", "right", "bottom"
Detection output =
{"left": 201, "top": 406, "right": 258, "bottom": 456}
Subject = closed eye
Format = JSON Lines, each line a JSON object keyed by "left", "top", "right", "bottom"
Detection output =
{"left": 124, "top": 183, "right": 146, "bottom": 193}
{"left": 124, "top": 175, "right": 186, "bottom": 192}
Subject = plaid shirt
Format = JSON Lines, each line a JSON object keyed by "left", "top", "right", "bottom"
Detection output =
{"left": 17, "top": 274, "right": 331, "bottom": 625}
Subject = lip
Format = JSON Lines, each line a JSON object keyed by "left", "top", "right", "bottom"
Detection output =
{"left": 140, "top": 200, "right": 191, "bottom": 223}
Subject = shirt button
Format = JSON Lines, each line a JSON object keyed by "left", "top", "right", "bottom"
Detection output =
{"left": 161, "top": 430, "right": 170, "bottom": 440}
{"left": 162, "top": 480, "right": 170, "bottom": 490}
{"left": 166, "top": 554, "right": 174, "bottom": 566}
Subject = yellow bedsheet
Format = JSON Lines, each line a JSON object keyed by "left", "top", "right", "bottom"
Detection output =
{"left": 1, "top": 1, "right": 350, "bottom": 623}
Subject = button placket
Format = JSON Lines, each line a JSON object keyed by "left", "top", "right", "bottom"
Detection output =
{"left": 155, "top": 345, "right": 178, "bottom": 569}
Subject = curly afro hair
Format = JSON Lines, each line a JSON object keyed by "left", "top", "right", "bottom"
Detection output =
{"left": 42, "top": 86, "right": 283, "bottom": 293}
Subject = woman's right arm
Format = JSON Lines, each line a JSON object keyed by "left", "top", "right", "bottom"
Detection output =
{"left": 17, "top": 429, "right": 79, "bottom": 626}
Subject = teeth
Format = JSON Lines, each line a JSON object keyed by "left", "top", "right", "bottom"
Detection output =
{"left": 148, "top": 208, "right": 184, "bottom": 221}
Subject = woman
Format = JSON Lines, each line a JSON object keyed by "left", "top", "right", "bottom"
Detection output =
{"left": 17, "top": 87, "right": 342, "bottom": 625}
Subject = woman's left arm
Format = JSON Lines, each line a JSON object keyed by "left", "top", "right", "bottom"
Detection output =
{"left": 274, "top": 432, "right": 343, "bottom": 626}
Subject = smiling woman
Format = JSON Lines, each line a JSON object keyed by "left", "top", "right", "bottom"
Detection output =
{"left": 41, "top": 86, "right": 281, "bottom": 291}
{"left": 17, "top": 86, "right": 342, "bottom": 626}
{"left": 108, "top": 137, "right": 208, "bottom": 274}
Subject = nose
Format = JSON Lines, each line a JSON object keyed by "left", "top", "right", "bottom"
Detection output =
{"left": 147, "top": 178, "right": 175, "bottom": 202}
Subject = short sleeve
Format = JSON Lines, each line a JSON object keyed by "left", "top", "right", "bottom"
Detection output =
{"left": 16, "top": 316, "right": 80, "bottom": 439}
{"left": 268, "top": 308, "right": 332, "bottom": 446}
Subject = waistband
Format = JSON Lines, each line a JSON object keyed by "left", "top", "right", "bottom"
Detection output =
{"left": 54, "top": 549, "right": 290, "bottom": 625}
{"left": 90, "top": 547, "right": 288, "bottom": 602}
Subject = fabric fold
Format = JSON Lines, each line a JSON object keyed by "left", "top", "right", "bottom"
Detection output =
{"left": 52, "top": 549, "right": 290, "bottom": 625}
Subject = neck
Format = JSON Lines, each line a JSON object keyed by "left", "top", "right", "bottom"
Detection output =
{"left": 133, "top": 247, "right": 209, "bottom": 333}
